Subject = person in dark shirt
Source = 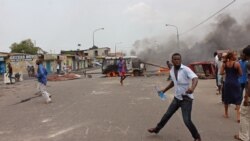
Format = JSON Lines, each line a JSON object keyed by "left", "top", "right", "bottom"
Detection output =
{"left": 7, "top": 63, "right": 13, "bottom": 84}
{"left": 220, "top": 51, "right": 242, "bottom": 122}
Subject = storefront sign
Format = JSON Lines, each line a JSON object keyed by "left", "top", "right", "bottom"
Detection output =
{"left": 10, "top": 55, "right": 36, "bottom": 62}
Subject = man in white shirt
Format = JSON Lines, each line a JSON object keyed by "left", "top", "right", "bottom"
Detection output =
{"left": 216, "top": 53, "right": 223, "bottom": 95}
{"left": 148, "top": 53, "right": 201, "bottom": 141}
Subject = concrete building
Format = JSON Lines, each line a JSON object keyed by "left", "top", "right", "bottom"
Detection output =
{"left": 0, "top": 52, "right": 9, "bottom": 75}
{"left": 7, "top": 53, "right": 37, "bottom": 77}
{"left": 61, "top": 50, "right": 88, "bottom": 71}
{"left": 84, "top": 46, "right": 110, "bottom": 58}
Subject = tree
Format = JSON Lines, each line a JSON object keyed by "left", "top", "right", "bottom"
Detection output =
{"left": 10, "top": 39, "right": 38, "bottom": 55}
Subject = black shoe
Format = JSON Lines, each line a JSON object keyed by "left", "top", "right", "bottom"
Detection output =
{"left": 147, "top": 128, "right": 159, "bottom": 134}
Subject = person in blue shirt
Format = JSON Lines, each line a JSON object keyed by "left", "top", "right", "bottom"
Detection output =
{"left": 36, "top": 59, "right": 51, "bottom": 104}
{"left": 239, "top": 51, "right": 248, "bottom": 103}
{"left": 234, "top": 45, "right": 250, "bottom": 141}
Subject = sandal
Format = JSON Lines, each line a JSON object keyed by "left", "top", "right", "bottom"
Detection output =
{"left": 234, "top": 135, "right": 243, "bottom": 141}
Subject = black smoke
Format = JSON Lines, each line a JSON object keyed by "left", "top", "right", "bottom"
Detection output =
{"left": 131, "top": 13, "right": 250, "bottom": 65}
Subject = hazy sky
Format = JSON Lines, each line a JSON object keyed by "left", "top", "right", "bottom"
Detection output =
{"left": 0, "top": 0, "right": 248, "bottom": 54}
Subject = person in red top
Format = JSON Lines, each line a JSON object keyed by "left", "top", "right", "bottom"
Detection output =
{"left": 117, "top": 57, "right": 127, "bottom": 85}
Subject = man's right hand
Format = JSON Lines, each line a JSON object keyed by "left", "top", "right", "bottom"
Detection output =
{"left": 159, "top": 90, "right": 164, "bottom": 94}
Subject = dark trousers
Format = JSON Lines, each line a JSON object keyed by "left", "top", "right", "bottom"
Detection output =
{"left": 215, "top": 67, "right": 218, "bottom": 87}
{"left": 240, "top": 83, "right": 246, "bottom": 102}
{"left": 156, "top": 96, "right": 200, "bottom": 139}
{"left": 8, "top": 73, "right": 13, "bottom": 83}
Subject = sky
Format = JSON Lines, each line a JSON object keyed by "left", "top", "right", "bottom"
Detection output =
{"left": 0, "top": 0, "right": 249, "bottom": 54}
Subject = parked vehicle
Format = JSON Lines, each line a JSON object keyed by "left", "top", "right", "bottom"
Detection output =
{"left": 188, "top": 61, "right": 216, "bottom": 79}
{"left": 101, "top": 56, "right": 145, "bottom": 77}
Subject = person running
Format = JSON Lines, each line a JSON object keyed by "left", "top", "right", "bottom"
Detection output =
{"left": 36, "top": 59, "right": 52, "bottom": 104}
{"left": 220, "top": 51, "right": 242, "bottom": 122}
{"left": 148, "top": 53, "right": 201, "bottom": 141}
{"left": 234, "top": 45, "right": 250, "bottom": 141}
{"left": 117, "top": 57, "right": 127, "bottom": 85}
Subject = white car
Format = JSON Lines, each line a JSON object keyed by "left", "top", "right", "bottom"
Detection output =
{"left": 93, "top": 61, "right": 102, "bottom": 67}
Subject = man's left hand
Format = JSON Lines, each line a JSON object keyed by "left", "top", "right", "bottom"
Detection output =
{"left": 186, "top": 88, "right": 194, "bottom": 94}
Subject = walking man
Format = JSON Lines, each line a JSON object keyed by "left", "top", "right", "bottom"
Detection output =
{"left": 117, "top": 57, "right": 127, "bottom": 85}
{"left": 7, "top": 63, "right": 13, "bottom": 84}
{"left": 36, "top": 59, "right": 52, "bottom": 104}
{"left": 234, "top": 45, "right": 250, "bottom": 141}
{"left": 148, "top": 53, "right": 201, "bottom": 141}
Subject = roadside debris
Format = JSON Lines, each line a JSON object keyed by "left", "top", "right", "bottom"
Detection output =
{"left": 47, "top": 73, "right": 81, "bottom": 81}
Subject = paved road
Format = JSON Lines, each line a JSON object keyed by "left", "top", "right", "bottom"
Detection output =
{"left": 0, "top": 75, "right": 242, "bottom": 141}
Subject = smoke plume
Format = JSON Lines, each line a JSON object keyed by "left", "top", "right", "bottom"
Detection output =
{"left": 131, "top": 13, "right": 250, "bottom": 66}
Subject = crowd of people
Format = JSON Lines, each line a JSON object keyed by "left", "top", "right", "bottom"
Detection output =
{"left": 115, "top": 46, "right": 250, "bottom": 141}
{"left": 4, "top": 45, "right": 250, "bottom": 141}
{"left": 214, "top": 46, "right": 250, "bottom": 141}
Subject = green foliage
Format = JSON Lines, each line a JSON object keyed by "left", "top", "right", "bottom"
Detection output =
{"left": 10, "top": 39, "right": 38, "bottom": 55}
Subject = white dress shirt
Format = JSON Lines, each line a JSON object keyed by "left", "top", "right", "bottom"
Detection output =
{"left": 170, "top": 64, "right": 198, "bottom": 100}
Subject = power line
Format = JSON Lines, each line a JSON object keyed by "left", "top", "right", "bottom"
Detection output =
{"left": 180, "top": 0, "right": 236, "bottom": 36}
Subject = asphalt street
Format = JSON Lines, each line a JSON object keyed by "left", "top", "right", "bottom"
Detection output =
{"left": 0, "top": 74, "right": 243, "bottom": 141}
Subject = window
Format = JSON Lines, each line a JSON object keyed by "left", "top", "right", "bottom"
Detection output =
{"left": 94, "top": 50, "right": 98, "bottom": 56}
